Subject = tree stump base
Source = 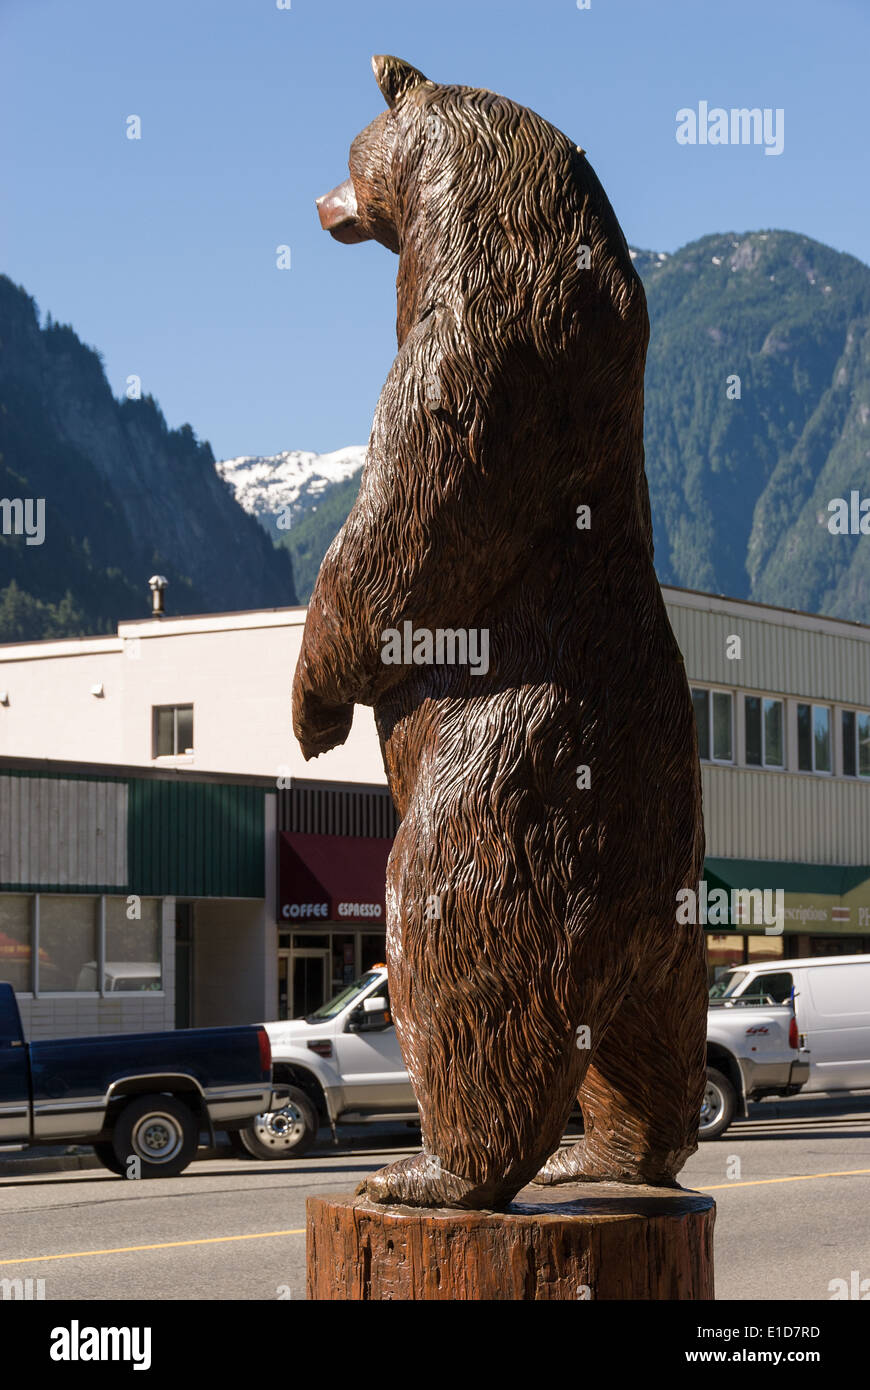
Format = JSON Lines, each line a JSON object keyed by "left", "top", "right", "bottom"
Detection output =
{"left": 307, "top": 1180, "right": 715, "bottom": 1300}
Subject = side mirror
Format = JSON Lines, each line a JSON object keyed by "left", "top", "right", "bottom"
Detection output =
{"left": 363, "top": 996, "right": 388, "bottom": 1013}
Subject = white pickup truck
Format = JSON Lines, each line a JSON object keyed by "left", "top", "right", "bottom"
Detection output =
{"left": 233, "top": 967, "right": 417, "bottom": 1159}
{"left": 704, "top": 952, "right": 870, "bottom": 1137}
{"left": 705, "top": 993, "right": 806, "bottom": 1139}
{"left": 234, "top": 957, "right": 857, "bottom": 1156}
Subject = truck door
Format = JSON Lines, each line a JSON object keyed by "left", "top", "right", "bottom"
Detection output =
{"left": 334, "top": 982, "right": 415, "bottom": 1110}
{"left": 0, "top": 984, "right": 31, "bottom": 1141}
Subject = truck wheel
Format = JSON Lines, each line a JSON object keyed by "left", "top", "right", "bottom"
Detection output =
{"left": 93, "top": 1142, "right": 127, "bottom": 1176}
{"left": 699, "top": 1067, "right": 736, "bottom": 1141}
{"left": 112, "top": 1094, "right": 198, "bottom": 1177}
{"left": 226, "top": 1128, "right": 248, "bottom": 1156}
{"left": 238, "top": 1086, "right": 318, "bottom": 1160}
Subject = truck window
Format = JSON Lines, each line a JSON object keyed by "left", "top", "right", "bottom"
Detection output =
{"left": 307, "top": 971, "right": 381, "bottom": 1021}
{"left": 709, "top": 970, "right": 748, "bottom": 1000}
{"left": 741, "top": 972, "right": 794, "bottom": 1005}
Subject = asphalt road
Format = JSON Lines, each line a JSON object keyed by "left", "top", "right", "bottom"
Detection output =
{"left": 1, "top": 1095, "right": 868, "bottom": 1301}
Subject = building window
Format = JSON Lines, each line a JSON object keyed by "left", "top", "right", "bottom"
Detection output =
{"left": 0, "top": 893, "right": 163, "bottom": 994}
{"left": 692, "top": 688, "right": 733, "bottom": 763}
{"left": 745, "top": 696, "right": 784, "bottom": 768}
{"left": 841, "top": 709, "right": 870, "bottom": 778}
{"left": 39, "top": 895, "right": 99, "bottom": 992}
{"left": 797, "top": 703, "right": 831, "bottom": 773}
{"left": 105, "top": 897, "right": 162, "bottom": 991}
{"left": 0, "top": 894, "right": 34, "bottom": 993}
{"left": 153, "top": 704, "right": 194, "bottom": 758}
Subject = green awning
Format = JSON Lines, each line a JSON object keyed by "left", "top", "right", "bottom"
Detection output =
{"left": 704, "top": 858, "right": 870, "bottom": 896}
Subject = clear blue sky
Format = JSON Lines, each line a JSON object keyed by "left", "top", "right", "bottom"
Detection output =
{"left": 2, "top": 0, "right": 867, "bottom": 460}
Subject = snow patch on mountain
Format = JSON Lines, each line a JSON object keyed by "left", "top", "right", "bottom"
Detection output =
{"left": 629, "top": 247, "right": 670, "bottom": 276}
{"left": 216, "top": 445, "right": 367, "bottom": 531}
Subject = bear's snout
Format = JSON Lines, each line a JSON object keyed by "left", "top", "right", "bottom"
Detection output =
{"left": 315, "top": 178, "right": 370, "bottom": 244}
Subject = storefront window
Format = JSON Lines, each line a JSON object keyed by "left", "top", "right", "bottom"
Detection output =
{"left": 705, "top": 933, "right": 745, "bottom": 986}
{"left": 746, "top": 934, "right": 784, "bottom": 965}
{"left": 105, "top": 897, "right": 162, "bottom": 991}
{"left": 361, "top": 933, "right": 387, "bottom": 973}
{"left": 38, "top": 896, "right": 99, "bottom": 992}
{"left": 808, "top": 936, "right": 869, "bottom": 956}
{"left": 331, "top": 934, "right": 356, "bottom": 994}
{"left": 0, "top": 895, "right": 34, "bottom": 993}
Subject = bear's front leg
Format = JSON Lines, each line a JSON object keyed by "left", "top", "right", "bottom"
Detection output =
{"left": 291, "top": 669, "right": 353, "bottom": 760}
{"left": 354, "top": 1153, "right": 518, "bottom": 1210}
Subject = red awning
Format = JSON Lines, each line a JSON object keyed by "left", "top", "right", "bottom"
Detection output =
{"left": 279, "top": 832, "right": 393, "bottom": 926}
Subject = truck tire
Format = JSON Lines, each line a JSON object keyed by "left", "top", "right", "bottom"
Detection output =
{"left": 93, "top": 1142, "right": 127, "bottom": 1176}
{"left": 699, "top": 1066, "right": 736, "bottom": 1141}
{"left": 112, "top": 1094, "right": 198, "bottom": 1177}
{"left": 238, "top": 1086, "right": 318, "bottom": 1160}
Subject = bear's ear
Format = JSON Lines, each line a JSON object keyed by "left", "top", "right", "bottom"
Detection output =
{"left": 371, "top": 54, "right": 431, "bottom": 108}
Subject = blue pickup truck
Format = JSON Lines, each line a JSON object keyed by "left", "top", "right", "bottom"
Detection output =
{"left": 0, "top": 982, "right": 288, "bottom": 1177}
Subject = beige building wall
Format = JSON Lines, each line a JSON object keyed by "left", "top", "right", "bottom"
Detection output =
{"left": 665, "top": 590, "right": 870, "bottom": 865}
{"left": 666, "top": 588, "right": 870, "bottom": 706}
{"left": 3, "top": 589, "right": 870, "bottom": 870}
{"left": 0, "top": 608, "right": 386, "bottom": 785}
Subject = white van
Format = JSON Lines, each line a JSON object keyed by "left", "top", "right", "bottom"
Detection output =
{"left": 711, "top": 954, "right": 870, "bottom": 1094}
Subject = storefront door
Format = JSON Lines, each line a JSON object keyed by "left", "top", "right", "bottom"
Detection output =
{"left": 290, "top": 949, "right": 329, "bottom": 1019}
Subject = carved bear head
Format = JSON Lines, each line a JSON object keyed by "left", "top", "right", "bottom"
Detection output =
{"left": 315, "top": 56, "right": 643, "bottom": 351}
{"left": 316, "top": 56, "right": 432, "bottom": 253}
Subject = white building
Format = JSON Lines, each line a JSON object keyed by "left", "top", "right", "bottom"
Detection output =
{"left": 2, "top": 585, "right": 870, "bottom": 1038}
{"left": 0, "top": 606, "right": 384, "bottom": 784}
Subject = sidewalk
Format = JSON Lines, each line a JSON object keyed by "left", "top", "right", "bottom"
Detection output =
{"left": 2, "top": 1095, "right": 866, "bottom": 1176}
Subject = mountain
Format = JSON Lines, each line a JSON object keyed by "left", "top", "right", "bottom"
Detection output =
{"left": 0, "top": 276, "right": 296, "bottom": 642}
{"left": 216, "top": 446, "right": 366, "bottom": 531}
{"left": 216, "top": 446, "right": 366, "bottom": 605}
{"left": 220, "top": 230, "right": 870, "bottom": 621}
{"left": 639, "top": 230, "right": 870, "bottom": 620}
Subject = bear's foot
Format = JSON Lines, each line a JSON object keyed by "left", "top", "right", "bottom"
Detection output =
{"left": 355, "top": 1151, "right": 507, "bottom": 1209}
{"left": 532, "top": 1139, "right": 679, "bottom": 1188}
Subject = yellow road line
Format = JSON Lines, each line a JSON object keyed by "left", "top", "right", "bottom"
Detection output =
{"left": 698, "top": 1167, "right": 870, "bottom": 1191}
{"left": 3, "top": 1167, "right": 869, "bottom": 1265}
{"left": 0, "top": 1228, "right": 305, "bottom": 1267}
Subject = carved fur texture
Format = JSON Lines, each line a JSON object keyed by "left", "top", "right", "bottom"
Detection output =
{"left": 293, "top": 56, "right": 707, "bottom": 1210}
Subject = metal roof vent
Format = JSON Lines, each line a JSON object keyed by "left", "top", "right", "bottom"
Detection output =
{"left": 148, "top": 574, "right": 168, "bottom": 617}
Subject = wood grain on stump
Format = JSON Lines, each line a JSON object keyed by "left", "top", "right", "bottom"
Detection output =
{"left": 307, "top": 1181, "right": 715, "bottom": 1300}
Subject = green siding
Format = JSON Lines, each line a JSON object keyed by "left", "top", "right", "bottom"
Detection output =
{"left": 127, "top": 780, "right": 264, "bottom": 898}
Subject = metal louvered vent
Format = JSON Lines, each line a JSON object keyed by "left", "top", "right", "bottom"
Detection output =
{"left": 277, "top": 784, "right": 398, "bottom": 838}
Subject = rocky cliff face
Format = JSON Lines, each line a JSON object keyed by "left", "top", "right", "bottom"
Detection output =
{"left": 639, "top": 230, "right": 870, "bottom": 620}
{"left": 230, "top": 230, "right": 870, "bottom": 620}
{"left": 0, "top": 275, "right": 296, "bottom": 641}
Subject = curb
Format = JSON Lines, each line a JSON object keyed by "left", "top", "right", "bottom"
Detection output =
{"left": 0, "top": 1142, "right": 232, "bottom": 1178}
{"left": 0, "top": 1152, "right": 103, "bottom": 1177}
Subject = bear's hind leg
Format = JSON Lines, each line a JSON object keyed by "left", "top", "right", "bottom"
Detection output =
{"left": 355, "top": 932, "right": 609, "bottom": 1209}
{"left": 535, "top": 936, "right": 707, "bottom": 1187}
